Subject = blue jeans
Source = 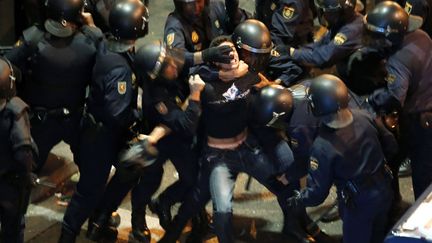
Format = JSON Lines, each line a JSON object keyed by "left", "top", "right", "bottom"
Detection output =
{"left": 206, "top": 134, "right": 295, "bottom": 243}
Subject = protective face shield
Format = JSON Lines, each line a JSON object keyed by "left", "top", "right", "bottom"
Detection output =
{"left": 109, "top": 0, "right": 150, "bottom": 40}
{"left": 307, "top": 74, "right": 349, "bottom": 117}
{"left": 363, "top": 1, "right": 422, "bottom": 51}
{"left": 314, "top": 0, "right": 356, "bottom": 28}
{"left": 231, "top": 19, "right": 273, "bottom": 73}
{"left": 0, "top": 58, "right": 17, "bottom": 100}
{"left": 44, "top": 0, "right": 85, "bottom": 37}
{"left": 135, "top": 41, "right": 185, "bottom": 82}
{"left": 250, "top": 85, "right": 294, "bottom": 129}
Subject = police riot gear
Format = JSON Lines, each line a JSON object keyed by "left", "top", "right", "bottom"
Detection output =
{"left": 314, "top": 0, "right": 356, "bottom": 28}
{"left": 135, "top": 41, "right": 186, "bottom": 80}
{"left": 250, "top": 85, "right": 294, "bottom": 129}
{"left": 0, "top": 58, "right": 16, "bottom": 100}
{"left": 307, "top": 74, "right": 349, "bottom": 117}
{"left": 45, "top": 0, "right": 85, "bottom": 24}
{"left": 364, "top": 1, "right": 410, "bottom": 47}
{"left": 231, "top": 19, "right": 273, "bottom": 72}
{"left": 109, "top": 0, "right": 149, "bottom": 40}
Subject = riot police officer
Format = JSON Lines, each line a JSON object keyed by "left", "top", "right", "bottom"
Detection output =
{"left": 164, "top": 0, "right": 248, "bottom": 66}
{"left": 5, "top": 0, "right": 102, "bottom": 172}
{"left": 255, "top": 0, "right": 314, "bottom": 47}
{"left": 0, "top": 57, "right": 37, "bottom": 243}
{"left": 363, "top": 1, "right": 432, "bottom": 199}
{"left": 288, "top": 74, "right": 396, "bottom": 243}
{"left": 59, "top": 0, "right": 148, "bottom": 242}
{"left": 289, "top": 0, "right": 363, "bottom": 75}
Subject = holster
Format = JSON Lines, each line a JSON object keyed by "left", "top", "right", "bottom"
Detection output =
{"left": 30, "top": 106, "right": 73, "bottom": 124}
{"left": 341, "top": 165, "right": 392, "bottom": 209}
{"left": 80, "top": 111, "right": 104, "bottom": 142}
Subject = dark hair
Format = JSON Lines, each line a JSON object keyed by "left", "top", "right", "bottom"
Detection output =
{"left": 209, "top": 35, "right": 233, "bottom": 48}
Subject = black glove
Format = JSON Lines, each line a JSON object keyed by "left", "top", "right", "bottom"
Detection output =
{"left": 118, "top": 138, "right": 158, "bottom": 172}
{"left": 286, "top": 190, "right": 303, "bottom": 209}
{"left": 202, "top": 45, "right": 233, "bottom": 64}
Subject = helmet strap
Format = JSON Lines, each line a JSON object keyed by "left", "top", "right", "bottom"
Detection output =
{"left": 322, "top": 108, "right": 353, "bottom": 129}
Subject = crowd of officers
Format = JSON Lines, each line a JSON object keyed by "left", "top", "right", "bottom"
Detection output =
{"left": 0, "top": 0, "right": 431, "bottom": 242}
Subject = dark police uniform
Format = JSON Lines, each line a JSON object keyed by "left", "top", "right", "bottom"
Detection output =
{"left": 266, "top": 45, "right": 306, "bottom": 87}
{"left": 95, "top": 70, "right": 202, "bottom": 227}
{"left": 404, "top": 0, "right": 432, "bottom": 36}
{"left": 5, "top": 25, "right": 101, "bottom": 171}
{"left": 367, "top": 29, "right": 432, "bottom": 199}
{"left": 255, "top": 0, "right": 314, "bottom": 47}
{"left": 61, "top": 40, "right": 137, "bottom": 236}
{"left": 164, "top": 0, "right": 247, "bottom": 61}
{"left": 0, "top": 97, "right": 37, "bottom": 243}
{"left": 290, "top": 13, "right": 363, "bottom": 70}
{"left": 300, "top": 109, "right": 396, "bottom": 243}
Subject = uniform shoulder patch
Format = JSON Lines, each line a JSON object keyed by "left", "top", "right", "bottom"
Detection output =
{"left": 191, "top": 31, "right": 199, "bottom": 44}
{"left": 166, "top": 33, "right": 175, "bottom": 47}
{"left": 271, "top": 49, "right": 280, "bottom": 57}
{"left": 282, "top": 6, "right": 295, "bottom": 19}
{"left": 309, "top": 157, "right": 319, "bottom": 171}
{"left": 333, "top": 33, "right": 347, "bottom": 46}
{"left": 405, "top": 1, "right": 413, "bottom": 14}
{"left": 117, "top": 81, "right": 127, "bottom": 95}
{"left": 155, "top": 102, "right": 168, "bottom": 115}
{"left": 385, "top": 73, "right": 396, "bottom": 84}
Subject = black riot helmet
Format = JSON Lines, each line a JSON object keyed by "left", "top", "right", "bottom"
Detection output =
{"left": 135, "top": 41, "right": 185, "bottom": 81}
{"left": 44, "top": 0, "right": 85, "bottom": 37}
{"left": 307, "top": 74, "right": 349, "bottom": 117}
{"left": 45, "top": 0, "right": 85, "bottom": 24}
{"left": 250, "top": 85, "right": 294, "bottom": 129}
{"left": 363, "top": 1, "right": 422, "bottom": 49}
{"left": 231, "top": 19, "right": 273, "bottom": 73}
{"left": 109, "top": 0, "right": 149, "bottom": 41}
{"left": 0, "top": 58, "right": 16, "bottom": 100}
{"left": 314, "top": 0, "right": 356, "bottom": 28}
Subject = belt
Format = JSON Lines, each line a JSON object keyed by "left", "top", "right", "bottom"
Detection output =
{"left": 345, "top": 164, "right": 392, "bottom": 195}
{"left": 30, "top": 106, "right": 81, "bottom": 122}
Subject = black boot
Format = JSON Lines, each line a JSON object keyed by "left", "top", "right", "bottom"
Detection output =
{"left": 108, "top": 211, "right": 122, "bottom": 228}
{"left": 58, "top": 227, "right": 77, "bottom": 243}
{"left": 213, "top": 212, "right": 234, "bottom": 243}
{"left": 149, "top": 197, "right": 172, "bottom": 230}
{"left": 304, "top": 218, "right": 336, "bottom": 243}
{"left": 185, "top": 210, "right": 211, "bottom": 243}
{"left": 86, "top": 211, "right": 118, "bottom": 242}
{"left": 129, "top": 206, "right": 151, "bottom": 243}
{"left": 282, "top": 208, "right": 315, "bottom": 243}
{"left": 158, "top": 216, "right": 187, "bottom": 243}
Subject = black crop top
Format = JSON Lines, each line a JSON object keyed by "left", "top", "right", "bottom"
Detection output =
{"left": 198, "top": 67, "right": 260, "bottom": 138}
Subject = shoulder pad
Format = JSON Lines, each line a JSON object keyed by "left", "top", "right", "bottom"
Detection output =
{"left": 23, "top": 26, "right": 45, "bottom": 46}
{"left": 81, "top": 25, "right": 104, "bottom": 43}
{"left": 5, "top": 97, "right": 29, "bottom": 120}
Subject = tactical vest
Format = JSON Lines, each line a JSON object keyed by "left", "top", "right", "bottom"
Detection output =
{"left": 22, "top": 26, "right": 99, "bottom": 110}
{"left": 0, "top": 97, "right": 34, "bottom": 174}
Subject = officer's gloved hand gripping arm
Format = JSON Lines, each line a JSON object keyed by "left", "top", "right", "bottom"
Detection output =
{"left": 193, "top": 45, "right": 233, "bottom": 65}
